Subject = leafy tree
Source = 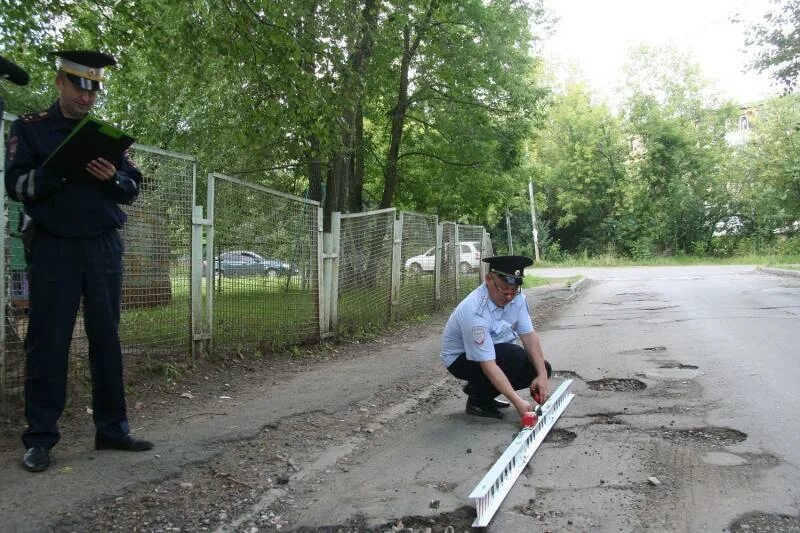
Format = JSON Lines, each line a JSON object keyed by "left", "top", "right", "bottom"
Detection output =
{"left": 364, "top": 0, "right": 549, "bottom": 222}
{"left": 727, "top": 93, "right": 800, "bottom": 240}
{"left": 745, "top": 0, "right": 800, "bottom": 92}
{"left": 533, "top": 82, "right": 628, "bottom": 254}
{"left": 620, "top": 46, "right": 738, "bottom": 256}
{"left": 2, "top": 0, "right": 549, "bottom": 234}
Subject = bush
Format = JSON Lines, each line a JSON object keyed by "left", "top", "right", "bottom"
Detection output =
{"left": 629, "top": 238, "right": 653, "bottom": 261}
{"left": 707, "top": 236, "right": 739, "bottom": 257}
{"left": 776, "top": 234, "right": 800, "bottom": 256}
{"left": 543, "top": 241, "right": 568, "bottom": 262}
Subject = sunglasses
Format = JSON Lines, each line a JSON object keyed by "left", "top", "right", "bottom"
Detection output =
{"left": 491, "top": 273, "right": 520, "bottom": 296}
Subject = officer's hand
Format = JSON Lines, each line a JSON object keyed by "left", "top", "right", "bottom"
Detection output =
{"left": 513, "top": 397, "right": 532, "bottom": 419}
{"left": 86, "top": 157, "right": 117, "bottom": 182}
{"left": 531, "top": 376, "right": 549, "bottom": 404}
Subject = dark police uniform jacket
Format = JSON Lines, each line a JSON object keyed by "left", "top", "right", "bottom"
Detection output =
{"left": 4, "top": 101, "right": 141, "bottom": 237}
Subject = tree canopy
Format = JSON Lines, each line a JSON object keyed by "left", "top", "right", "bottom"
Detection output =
{"left": 2, "top": 1, "right": 797, "bottom": 259}
{"left": 745, "top": 0, "right": 800, "bottom": 92}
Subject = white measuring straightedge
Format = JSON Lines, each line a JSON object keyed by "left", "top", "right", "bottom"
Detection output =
{"left": 468, "top": 378, "right": 575, "bottom": 527}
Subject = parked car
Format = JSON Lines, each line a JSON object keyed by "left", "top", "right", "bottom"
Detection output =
{"left": 206, "top": 250, "right": 298, "bottom": 278}
{"left": 404, "top": 241, "right": 481, "bottom": 274}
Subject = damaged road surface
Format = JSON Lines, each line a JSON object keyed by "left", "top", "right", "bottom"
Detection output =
{"left": 1, "top": 265, "right": 800, "bottom": 532}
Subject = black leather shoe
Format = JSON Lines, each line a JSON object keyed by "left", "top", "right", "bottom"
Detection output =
{"left": 22, "top": 447, "right": 50, "bottom": 472}
{"left": 95, "top": 435, "right": 154, "bottom": 451}
{"left": 492, "top": 398, "right": 511, "bottom": 409}
{"left": 465, "top": 398, "right": 505, "bottom": 419}
{"left": 463, "top": 383, "right": 509, "bottom": 409}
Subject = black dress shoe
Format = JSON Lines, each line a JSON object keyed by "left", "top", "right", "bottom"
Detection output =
{"left": 22, "top": 447, "right": 50, "bottom": 472}
{"left": 492, "top": 398, "right": 511, "bottom": 409}
{"left": 95, "top": 435, "right": 154, "bottom": 451}
{"left": 465, "top": 398, "right": 505, "bottom": 419}
{"left": 463, "top": 382, "right": 478, "bottom": 395}
{"left": 463, "top": 383, "right": 509, "bottom": 409}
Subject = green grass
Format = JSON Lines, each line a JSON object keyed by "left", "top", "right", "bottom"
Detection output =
{"left": 522, "top": 275, "right": 556, "bottom": 288}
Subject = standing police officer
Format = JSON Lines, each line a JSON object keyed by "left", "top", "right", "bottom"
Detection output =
{"left": 4, "top": 50, "right": 153, "bottom": 473}
{"left": 440, "top": 255, "right": 551, "bottom": 420}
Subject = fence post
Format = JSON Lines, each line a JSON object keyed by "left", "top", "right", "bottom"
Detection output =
{"left": 391, "top": 215, "right": 403, "bottom": 322}
{"left": 481, "top": 229, "right": 489, "bottom": 278}
{"left": 321, "top": 212, "right": 341, "bottom": 339}
{"left": 330, "top": 212, "right": 341, "bottom": 334}
{"left": 205, "top": 174, "right": 216, "bottom": 353}
{"left": 435, "top": 223, "right": 442, "bottom": 310}
{"left": 454, "top": 224, "right": 461, "bottom": 297}
{"left": 321, "top": 223, "right": 330, "bottom": 338}
{"left": 191, "top": 205, "right": 212, "bottom": 357}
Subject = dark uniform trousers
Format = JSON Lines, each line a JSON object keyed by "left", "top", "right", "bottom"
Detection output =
{"left": 447, "top": 342, "right": 552, "bottom": 402}
{"left": 23, "top": 228, "right": 129, "bottom": 449}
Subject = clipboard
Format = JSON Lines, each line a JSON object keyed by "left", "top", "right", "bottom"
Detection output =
{"left": 43, "top": 114, "right": 135, "bottom": 180}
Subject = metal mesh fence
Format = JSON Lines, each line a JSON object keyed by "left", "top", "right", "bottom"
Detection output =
{"left": 0, "top": 112, "right": 196, "bottom": 398}
{"left": 398, "top": 212, "right": 438, "bottom": 319}
{"left": 457, "top": 224, "right": 486, "bottom": 301}
{"left": 119, "top": 145, "right": 195, "bottom": 360}
{"left": 209, "top": 175, "right": 320, "bottom": 351}
{"left": 2, "top": 111, "right": 496, "bottom": 399}
{"left": 1, "top": 114, "right": 25, "bottom": 398}
{"left": 337, "top": 208, "right": 395, "bottom": 336}
{"left": 439, "top": 222, "right": 458, "bottom": 309}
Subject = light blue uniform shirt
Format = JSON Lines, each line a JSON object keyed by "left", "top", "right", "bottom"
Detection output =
{"left": 440, "top": 282, "right": 534, "bottom": 368}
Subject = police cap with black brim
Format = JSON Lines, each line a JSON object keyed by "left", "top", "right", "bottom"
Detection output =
{"left": 51, "top": 50, "right": 116, "bottom": 91}
{"left": 483, "top": 255, "right": 534, "bottom": 286}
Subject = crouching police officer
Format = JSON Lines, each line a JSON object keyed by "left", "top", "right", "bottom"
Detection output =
{"left": 4, "top": 50, "right": 153, "bottom": 473}
{"left": 440, "top": 255, "right": 552, "bottom": 421}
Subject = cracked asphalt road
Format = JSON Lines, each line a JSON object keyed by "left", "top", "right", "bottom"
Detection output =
{"left": 2, "top": 265, "right": 799, "bottom": 532}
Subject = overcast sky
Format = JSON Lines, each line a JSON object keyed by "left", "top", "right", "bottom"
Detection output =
{"left": 538, "top": 0, "right": 781, "bottom": 105}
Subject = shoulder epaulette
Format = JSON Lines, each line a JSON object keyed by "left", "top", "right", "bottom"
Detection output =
{"left": 20, "top": 110, "right": 50, "bottom": 123}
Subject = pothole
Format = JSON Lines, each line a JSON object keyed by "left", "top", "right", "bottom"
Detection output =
{"left": 588, "top": 413, "right": 625, "bottom": 424}
{"left": 742, "top": 451, "right": 781, "bottom": 467}
{"left": 730, "top": 512, "right": 800, "bottom": 532}
{"left": 655, "top": 426, "right": 747, "bottom": 447}
{"left": 296, "top": 505, "right": 478, "bottom": 532}
{"left": 658, "top": 362, "right": 699, "bottom": 369}
{"left": 619, "top": 346, "right": 666, "bottom": 355}
{"left": 433, "top": 480, "right": 458, "bottom": 493}
{"left": 518, "top": 499, "right": 565, "bottom": 519}
{"left": 587, "top": 378, "right": 647, "bottom": 391}
{"left": 553, "top": 370, "right": 582, "bottom": 380}
{"left": 544, "top": 428, "right": 577, "bottom": 445}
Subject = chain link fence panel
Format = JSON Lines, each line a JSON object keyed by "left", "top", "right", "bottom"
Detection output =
{"left": 457, "top": 224, "right": 486, "bottom": 301}
{"left": 398, "top": 212, "right": 438, "bottom": 319}
{"left": 120, "top": 145, "right": 195, "bottom": 365}
{"left": 337, "top": 208, "right": 395, "bottom": 336}
{"left": 209, "top": 175, "right": 320, "bottom": 352}
{"left": 439, "top": 222, "right": 458, "bottom": 309}
{"left": 2, "top": 117, "right": 497, "bottom": 401}
{"left": 1, "top": 111, "right": 196, "bottom": 399}
{"left": 1, "top": 113, "right": 25, "bottom": 399}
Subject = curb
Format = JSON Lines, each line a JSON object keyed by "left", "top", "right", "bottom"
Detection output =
{"left": 756, "top": 266, "right": 800, "bottom": 279}
{"left": 567, "top": 275, "right": 589, "bottom": 293}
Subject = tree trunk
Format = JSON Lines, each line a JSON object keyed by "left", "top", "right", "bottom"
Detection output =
{"left": 349, "top": 104, "right": 365, "bottom": 212}
{"left": 344, "top": 0, "right": 380, "bottom": 213}
{"left": 380, "top": 3, "right": 434, "bottom": 209}
{"left": 380, "top": 26, "right": 413, "bottom": 209}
